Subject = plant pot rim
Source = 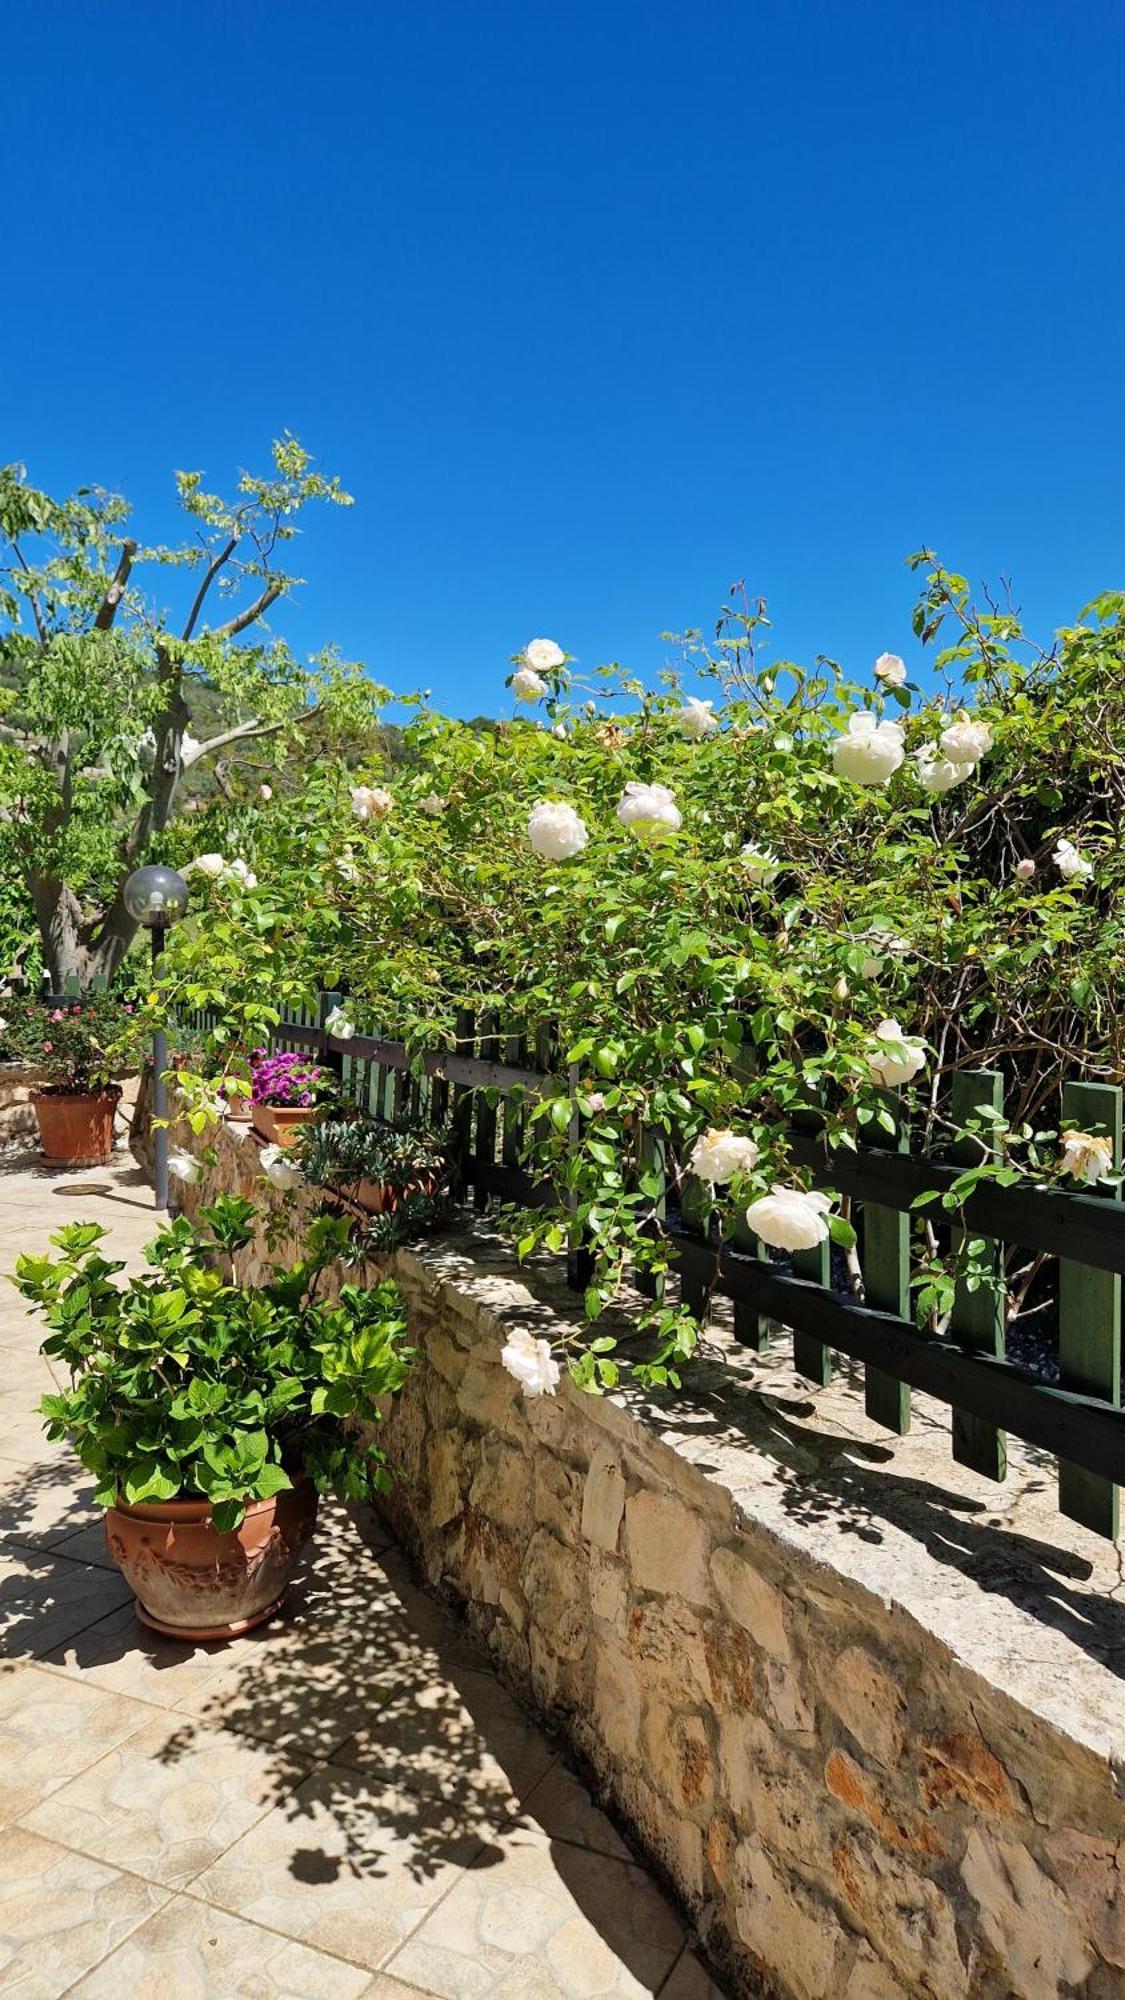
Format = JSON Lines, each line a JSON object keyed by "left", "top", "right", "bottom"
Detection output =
{"left": 31, "top": 1083, "right": 123, "bottom": 1103}
{"left": 113, "top": 1485, "right": 303, "bottom": 1524}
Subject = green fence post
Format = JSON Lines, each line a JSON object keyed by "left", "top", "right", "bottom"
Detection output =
{"left": 678, "top": 1169, "right": 711, "bottom": 1325}
{"left": 950, "top": 1070, "right": 1007, "bottom": 1481}
{"left": 1058, "top": 1079, "right": 1122, "bottom": 1539}
{"left": 863, "top": 1094, "right": 911, "bottom": 1434}
{"left": 791, "top": 1103, "right": 832, "bottom": 1386}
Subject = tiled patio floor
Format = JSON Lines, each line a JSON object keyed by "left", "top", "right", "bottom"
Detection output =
{"left": 0, "top": 1148, "right": 724, "bottom": 2000}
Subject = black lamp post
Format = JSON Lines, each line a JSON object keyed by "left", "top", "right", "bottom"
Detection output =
{"left": 123, "top": 865, "right": 190, "bottom": 1211}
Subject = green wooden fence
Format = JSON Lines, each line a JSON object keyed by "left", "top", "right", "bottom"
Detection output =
{"left": 182, "top": 997, "right": 1125, "bottom": 1543}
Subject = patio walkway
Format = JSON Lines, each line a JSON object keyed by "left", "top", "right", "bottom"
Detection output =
{"left": 0, "top": 1148, "right": 722, "bottom": 2000}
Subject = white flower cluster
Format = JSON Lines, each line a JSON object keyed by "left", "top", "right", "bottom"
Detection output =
{"left": 528, "top": 800, "right": 589, "bottom": 861}
{"left": 616, "top": 782, "right": 682, "bottom": 839}
{"left": 1059, "top": 1129, "right": 1114, "bottom": 1183}
{"left": 500, "top": 1327, "right": 561, "bottom": 1397}
{"left": 324, "top": 1005, "right": 356, "bottom": 1041}
{"left": 1054, "top": 837, "right": 1093, "bottom": 883}
{"left": 191, "top": 854, "right": 258, "bottom": 890}
{"left": 261, "top": 1143, "right": 302, "bottom": 1190}
{"left": 686, "top": 1129, "right": 760, "bottom": 1184}
{"left": 832, "top": 714, "right": 906, "bottom": 786}
{"left": 865, "top": 1017, "right": 927, "bottom": 1088}
{"left": 745, "top": 1185, "right": 832, "bottom": 1251}
{"left": 351, "top": 785, "right": 394, "bottom": 821}
{"left": 677, "top": 697, "right": 718, "bottom": 739}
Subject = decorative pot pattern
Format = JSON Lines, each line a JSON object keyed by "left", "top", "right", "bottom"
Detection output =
{"left": 31, "top": 1087, "right": 121, "bottom": 1167}
{"left": 105, "top": 1482, "right": 319, "bottom": 1640}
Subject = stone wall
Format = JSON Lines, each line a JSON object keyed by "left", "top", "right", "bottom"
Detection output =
{"left": 181, "top": 1119, "right": 1125, "bottom": 2000}
{"left": 0, "top": 1062, "right": 43, "bottom": 1144}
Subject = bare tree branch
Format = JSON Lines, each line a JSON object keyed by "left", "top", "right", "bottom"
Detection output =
{"left": 181, "top": 536, "right": 239, "bottom": 642}
{"left": 182, "top": 707, "right": 320, "bottom": 766}
{"left": 93, "top": 537, "right": 138, "bottom": 631}
{"left": 208, "top": 580, "right": 283, "bottom": 641}
{"left": 8, "top": 540, "right": 47, "bottom": 645}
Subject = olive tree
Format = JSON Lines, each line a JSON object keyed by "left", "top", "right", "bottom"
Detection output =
{"left": 0, "top": 437, "right": 374, "bottom": 990}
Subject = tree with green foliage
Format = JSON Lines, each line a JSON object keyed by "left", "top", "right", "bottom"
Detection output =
{"left": 0, "top": 438, "right": 379, "bottom": 991}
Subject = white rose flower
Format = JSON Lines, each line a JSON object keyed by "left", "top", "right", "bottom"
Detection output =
{"left": 677, "top": 697, "right": 719, "bottom": 740}
{"left": 1014, "top": 857, "right": 1036, "bottom": 883}
{"left": 1060, "top": 1129, "right": 1114, "bottom": 1183}
{"left": 524, "top": 638, "right": 566, "bottom": 672}
{"left": 222, "top": 858, "right": 258, "bottom": 890}
{"left": 866, "top": 1017, "right": 927, "bottom": 1088}
{"left": 874, "top": 652, "right": 907, "bottom": 687}
{"left": 192, "top": 853, "right": 226, "bottom": 878}
{"left": 616, "top": 781, "right": 682, "bottom": 839}
{"left": 325, "top": 1005, "right": 356, "bottom": 1041}
{"left": 500, "top": 1326, "right": 560, "bottom": 1398}
{"left": 858, "top": 925, "right": 910, "bottom": 978}
{"left": 831, "top": 713, "right": 905, "bottom": 787}
{"left": 738, "top": 843, "right": 780, "bottom": 886}
{"left": 419, "top": 793, "right": 446, "bottom": 815}
{"left": 512, "top": 666, "right": 548, "bottom": 702}
{"left": 351, "top": 784, "right": 394, "bottom": 821}
{"left": 260, "top": 1143, "right": 303, "bottom": 1190}
{"left": 939, "top": 712, "right": 992, "bottom": 767}
{"left": 745, "top": 1185, "right": 832, "bottom": 1252}
{"left": 687, "top": 1129, "right": 761, "bottom": 1185}
{"left": 528, "top": 800, "right": 589, "bottom": 862}
{"left": 552, "top": 723, "right": 568, "bottom": 739}
{"left": 914, "top": 741, "right": 973, "bottom": 795}
{"left": 336, "top": 850, "right": 360, "bottom": 883}
{"left": 168, "top": 1148, "right": 203, "bottom": 1186}
{"left": 259, "top": 784, "right": 273, "bottom": 801}
{"left": 1054, "top": 837, "right": 1093, "bottom": 882}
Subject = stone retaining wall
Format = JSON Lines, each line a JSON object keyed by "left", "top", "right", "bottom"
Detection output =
{"left": 181, "top": 1119, "right": 1125, "bottom": 2000}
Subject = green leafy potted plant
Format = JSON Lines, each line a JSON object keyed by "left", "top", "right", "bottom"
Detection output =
{"left": 13, "top": 1198, "right": 411, "bottom": 1639}
{"left": 2, "top": 992, "right": 138, "bottom": 1166}
{"left": 250, "top": 1048, "right": 333, "bottom": 1147}
{"left": 299, "top": 1114, "right": 450, "bottom": 1216}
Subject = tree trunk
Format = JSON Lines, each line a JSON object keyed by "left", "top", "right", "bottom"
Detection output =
{"left": 29, "top": 875, "right": 139, "bottom": 993}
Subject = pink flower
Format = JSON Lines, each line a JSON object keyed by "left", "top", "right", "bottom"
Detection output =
{"left": 49, "top": 1010, "right": 64, "bottom": 1023}
{"left": 42, "top": 1041, "right": 53, "bottom": 1052}
{"left": 1015, "top": 858, "right": 1036, "bottom": 883}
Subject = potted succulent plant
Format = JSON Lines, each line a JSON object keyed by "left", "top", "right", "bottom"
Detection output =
{"left": 2, "top": 992, "right": 138, "bottom": 1166}
{"left": 14, "top": 1198, "right": 411, "bottom": 1639}
{"left": 299, "top": 1114, "right": 450, "bottom": 1218}
{"left": 250, "top": 1047, "right": 333, "bottom": 1148}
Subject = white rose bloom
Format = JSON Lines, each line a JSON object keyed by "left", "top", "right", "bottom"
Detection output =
{"left": 745, "top": 1185, "right": 833, "bottom": 1252}
{"left": 192, "top": 853, "right": 226, "bottom": 879}
{"left": 616, "top": 782, "right": 682, "bottom": 839}
{"left": 1060, "top": 1129, "right": 1114, "bottom": 1183}
{"left": 677, "top": 697, "right": 719, "bottom": 740}
{"left": 914, "top": 741, "right": 973, "bottom": 795}
{"left": 831, "top": 713, "right": 905, "bottom": 787}
{"left": 1054, "top": 837, "right": 1093, "bottom": 882}
{"left": 222, "top": 858, "right": 258, "bottom": 890}
{"left": 168, "top": 1148, "right": 203, "bottom": 1186}
{"left": 259, "top": 784, "right": 273, "bottom": 801}
{"left": 512, "top": 666, "right": 548, "bottom": 702}
{"left": 866, "top": 1017, "right": 927, "bottom": 1088}
{"left": 859, "top": 925, "right": 910, "bottom": 978}
{"left": 260, "top": 1143, "right": 303, "bottom": 1190}
{"left": 874, "top": 652, "right": 907, "bottom": 687}
{"left": 1014, "top": 857, "right": 1036, "bottom": 882}
{"left": 528, "top": 800, "right": 589, "bottom": 861}
{"left": 500, "top": 1326, "right": 560, "bottom": 1398}
{"left": 524, "top": 638, "right": 566, "bottom": 672}
{"left": 351, "top": 784, "right": 394, "bottom": 821}
{"left": 419, "top": 793, "right": 446, "bottom": 815}
{"left": 939, "top": 712, "right": 992, "bottom": 767}
{"left": 687, "top": 1129, "right": 761, "bottom": 1185}
{"left": 325, "top": 1005, "right": 356, "bottom": 1041}
{"left": 552, "top": 722, "right": 568, "bottom": 739}
{"left": 336, "top": 850, "right": 360, "bottom": 884}
{"left": 738, "top": 843, "right": 780, "bottom": 886}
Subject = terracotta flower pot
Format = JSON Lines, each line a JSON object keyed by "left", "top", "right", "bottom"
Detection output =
{"left": 105, "top": 1481, "right": 319, "bottom": 1640}
{"left": 31, "top": 1086, "right": 121, "bottom": 1167}
{"left": 353, "top": 1171, "right": 440, "bottom": 1215}
{"left": 251, "top": 1102, "right": 314, "bottom": 1148}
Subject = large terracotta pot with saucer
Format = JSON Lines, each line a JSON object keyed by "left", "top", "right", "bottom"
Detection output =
{"left": 105, "top": 1481, "right": 318, "bottom": 1640}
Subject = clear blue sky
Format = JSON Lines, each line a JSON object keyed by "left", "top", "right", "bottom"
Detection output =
{"left": 3, "top": 1, "right": 1123, "bottom": 716}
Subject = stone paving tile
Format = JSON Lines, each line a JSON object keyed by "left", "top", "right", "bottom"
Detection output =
{"left": 20, "top": 1709, "right": 314, "bottom": 1888}
{"left": 65, "top": 1896, "right": 375, "bottom": 1999}
{"left": 385, "top": 1824, "right": 686, "bottom": 1999}
{"left": 517, "top": 1764, "right": 634, "bottom": 1863}
{"left": 0, "top": 1545, "right": 130, "bottom": 1665}
{"left": 38, "top": 1598, "right": 273, "bottom": 1707}
{"left": 0, "top": 1664, "right": 157, "bottom": 1825}
{"left": 0, "top": 1824, "right": 168, "bottom": 1999}
{"left": 330, "top": 1667, "right": 558, "bottom": 1818}
{"left": 0, "top": 1454, "right": 99, "bottom": 1555}
{"left": 192, "top": 1760, "right": 487, "bottom": 1972}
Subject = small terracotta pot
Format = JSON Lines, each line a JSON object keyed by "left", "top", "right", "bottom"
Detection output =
{"left": 251, "top": 1102, "right": 314, "bottom": 1148}
{"left": 353, "top": 1172, "right": 440, "bottom": 1215}
{"left": 105, "top": 1481, "right": 319, "bottom": 1640}
{"left": 32, "top": 1087, "right": 121, "bottom": 1167}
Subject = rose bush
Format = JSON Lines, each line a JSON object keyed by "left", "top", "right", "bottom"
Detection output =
{"left": 151, "top": 557, "right": 1125, "bottom": 1390}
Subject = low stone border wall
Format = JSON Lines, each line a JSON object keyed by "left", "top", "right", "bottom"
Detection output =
{"left": 0, "top": 1062, "right": 43, "bottom": 1144}
{"left": 180, "top": 1119, "right": 1125, "bottom": 2000}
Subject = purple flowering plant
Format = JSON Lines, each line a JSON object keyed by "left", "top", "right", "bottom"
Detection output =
{"left": 250, "top": 1048, "right": 332, "bottom": 1109}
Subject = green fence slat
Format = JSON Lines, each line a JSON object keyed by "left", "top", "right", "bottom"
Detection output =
{"left": 732, "top": 1206, "right": 770, "bottom": 1352}
{"left": 791, "top": 1101, "right": 832, "bottom": 1385}
{"left": 474, "top": 1011, "right": 499, "bottom": 1212}
{"left": 863, "top": 1095, "right": 911, "bottom": 1434}
{"left": 502, "top": 1035, "right": 526, "bottom": 1168}
{"left": 678, "top": 1170, "right": 710, "bottom": 1324}
{"left": 450, "top": 1009, "right": 475, "bottom": 1200}
{"left": 1059, "top": 1079, "right": 1122, "bottom": 1538}
{"left": 950, "top": 1070, "right": 1007, "bottom": 1481}
{"left": 635, "top": 1126, "right": 667, "bottom": 1304}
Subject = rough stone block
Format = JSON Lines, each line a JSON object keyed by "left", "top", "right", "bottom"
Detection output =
{"left": 710, "top": 1545, "right": 791, "bottom": 1661}
{"left": 961, "top": 1827, "right": 1094, "bottom": 1999}
{"left": 823, "top": 1646, "right": 907, "bottom": 1771}
{"left": 733, "top": 1837, "right": 841, "bottom": 2000}
{"left": 625, "top": 1490, "right": 710, "bottom": 1604}
{"left": 581, "top": 1446, "right": 626, "bottom": 1553}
